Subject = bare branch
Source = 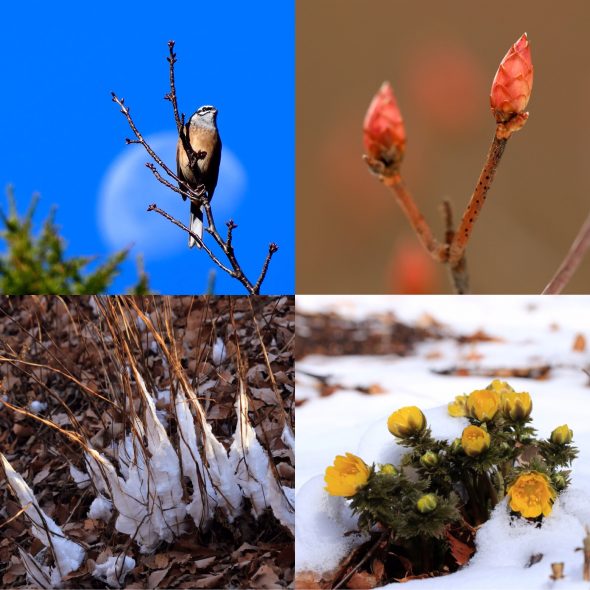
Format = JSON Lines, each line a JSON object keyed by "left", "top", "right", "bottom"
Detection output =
{"left": 254, "top": 243, "right": 279, "bottom": 294}
{"left": 226, "top": 219, "right": 238, "bottom": 248}
{"left": 145, "top": 162, "right": 206, "bottom": 202}
{"left": 111, "top": 92, "right": 179, "bottom": 183}
{"left": 449, "top": 133, "right": 508, "bottom": 265}
{"left": 166, "top": 40, "right": 200, "bottom": 169}
{"left": 379, "top": 174, "right": 448, "bottom": 262}
{"left": 111, "top": 41, "right": 279, "bottom": 294}
{"left": 147, "top": 203, "right": 237, "bottom": 280}
{"left": 440, "top": 199, "right": 469, "bottom": 294}
{"left": 543, "top": 210, "right": 590, "bottom": 294}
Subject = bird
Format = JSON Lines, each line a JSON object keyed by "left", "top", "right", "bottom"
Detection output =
{"left": 176, "top": 105, "right": 222, "bottom": 248}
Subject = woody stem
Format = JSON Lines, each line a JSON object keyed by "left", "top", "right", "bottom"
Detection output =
{"left": 441, "top": 199, "right": 469, "bottom": 294}
{"left": 382, "top": 175, "right": 448, "bottom": 262}
{"left": 543, "top": 210, "right": 590, "bottom": 294}
{"left": 449, "top": 133, "right": 508, "bottom": 266}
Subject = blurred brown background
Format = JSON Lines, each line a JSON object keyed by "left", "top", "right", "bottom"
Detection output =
{"left": 297, "top": 1, "right": 590, "bottom": 294}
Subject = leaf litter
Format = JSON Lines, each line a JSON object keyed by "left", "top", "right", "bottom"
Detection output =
{"left": 0, "top": 295, "right": 294, "bottom": 589}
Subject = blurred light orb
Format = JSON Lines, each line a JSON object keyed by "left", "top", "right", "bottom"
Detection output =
{"left": 98, "top": 131, "right": 246, "bottom": 258}
{"left": 404, "top": 41, "right": 486, "bottom": 135}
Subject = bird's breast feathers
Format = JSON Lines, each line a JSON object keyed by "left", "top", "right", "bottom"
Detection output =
{"left": 177, "top": 126, "right": 219, "bottom": 180}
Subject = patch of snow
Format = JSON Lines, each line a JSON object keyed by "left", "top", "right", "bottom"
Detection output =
{"left": 186, "top": 387, "right": 243, "bottom": 519}
{"left": 174, "top": 389, "right": 217, "bottom": 528}
{"left": 229, "top": 381, "right": 295, "bottom": 533}
{"left": 155, "top": 408, "right": 168, "bottom": 428}
{"left": 1, "top": 453, "right": 84, "bottom": 586}
{"left": 18, "top": 548, "right": 52, "bottom": 589}
{"left": 29, "top": 400, "right": 47, "bottom": 414}
{"left": 92, "top": 555, "right": 135, "bottom": 588}
{"left": 281, "top": 422, "right": 295, "bottom": 450}
{"left": 69, "top": 464, "right": 90, "bottom": 489}
{"left": 212, "top": 337, "right": 226, "bottom": 364}
{"left": 88, "top": 495, "right": 113, "bottom": 521}
{"left": 81, "top": 375, "right": 188, "bottom": 554}
{"left": 156, "top": 389, "right": 170, "bottom": 404}
{"left": 296, "top": 475, "right": 368, "bottom": 574}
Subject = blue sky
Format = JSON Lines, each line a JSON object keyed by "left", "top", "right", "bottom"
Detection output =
{"left": 0, "top": 1, "right": 294, "bottom": 295}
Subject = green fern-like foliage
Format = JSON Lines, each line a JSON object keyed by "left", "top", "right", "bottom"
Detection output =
{"left": 351, "top": 471, "right": 460, "bottom": 539}
{"left": 0, "top": 189, "right": 150, "bottom": 294}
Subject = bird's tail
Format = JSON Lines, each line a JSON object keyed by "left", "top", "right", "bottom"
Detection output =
{"left": 188, "top": 201, "right": 204, "bottom": 249}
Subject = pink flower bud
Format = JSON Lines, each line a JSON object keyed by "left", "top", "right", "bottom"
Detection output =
{"left": 490, "top": 33, "right": 533, "bottom": 122}
{"left": 363, "top": 82, "right": 406, "bottom": 172}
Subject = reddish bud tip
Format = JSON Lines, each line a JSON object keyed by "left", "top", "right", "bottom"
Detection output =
{"left": 490, "top": 33, "right": 533, "bottom": 122}
{"left": 363, "top": 82, "right": 406, "bottom": 174}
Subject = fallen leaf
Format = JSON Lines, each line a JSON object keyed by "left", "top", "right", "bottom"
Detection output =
{"left": 194, "top": 556, "right": 216, "bottom": 569}
{"left": 32, "top": 466, "right": 50, "bottom": 485}
{"left": 447, "top": 530, "right": 475, "bottom": 566}
{"left": 371, "top": 558, "right": 385, "bottom": 582}
{"left": 295, "top": 571, "right": 323, "bottom": 589}
{"left": 346, "top": 571, "right": 378, "bottom": 589}
{"left": 251, "top": 564, "right": 280, "bottom": 589}
{"left": 154, "top": 553, "right": 169, "bottom": 569}
{"left": 573, "top": 333, "right": 586, "bottom": 352}
{"left": 188, "top": 573, "right": 225, "bottom": 588}
{"left": 148, "top": 567, "right": 170, "bottom": 588}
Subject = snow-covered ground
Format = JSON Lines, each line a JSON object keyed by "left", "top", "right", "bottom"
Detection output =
{"left": 296, "top": 295, "right": 590, "bottom": 589}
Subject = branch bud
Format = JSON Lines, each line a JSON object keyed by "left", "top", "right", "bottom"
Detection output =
{"left": 363, "top": 82, "right": 406, "bottom": 177}
{"left": 490, "top": 33, "right": 533, "bottom": 136}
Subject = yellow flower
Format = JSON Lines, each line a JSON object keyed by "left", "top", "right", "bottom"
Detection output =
{"left": 324, "top": 453, "right": 370, "bottom": 497}
{"left": 487, "top": 379, "right": 514, "bottom": 395}
{"left": 416, "top": 493, "right": 438, "bottom": 513}
{"left": 501, "top": 391, "right": 533, "bottom": 421}
{"left": 461, "top": 425, "right": 491, "bottom": 457}
{"left": 550, "top": 425, "right": 573, "bottom": 445}
{"left": 507, "top": 471, "right": 556, "bottom": 518}
{"left": 448, "top": 394, "right": 468, "bottom": 417}
{"left": 466, "top": 389, "right": 500, "bottom": 422}
{"left": 387, "top": 406, "right": 426, "bottom": 438}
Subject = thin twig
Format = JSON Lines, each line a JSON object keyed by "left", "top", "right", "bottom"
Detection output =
{"left": 146, "top": 203, "right": 238, "bottom": 280}
{"left": 226, "top": 220, "right": 237, "bottom": 248}
{"left": 449, "top": 133, "right": 508, "bottom": 265}
{"left": 146, "top": 162, "right": 205, "bottom": 202}
{"left": 543, "top": 210, "right": 590, "bottom": 294}
{"left": 381, "top": 175, "right": 448, "bottom": 262}
{"left": 254, "top": 243, "right": 279, "bottom": 293}
{"left": 165, "top": 40, "right": 200, "bottom": 169}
